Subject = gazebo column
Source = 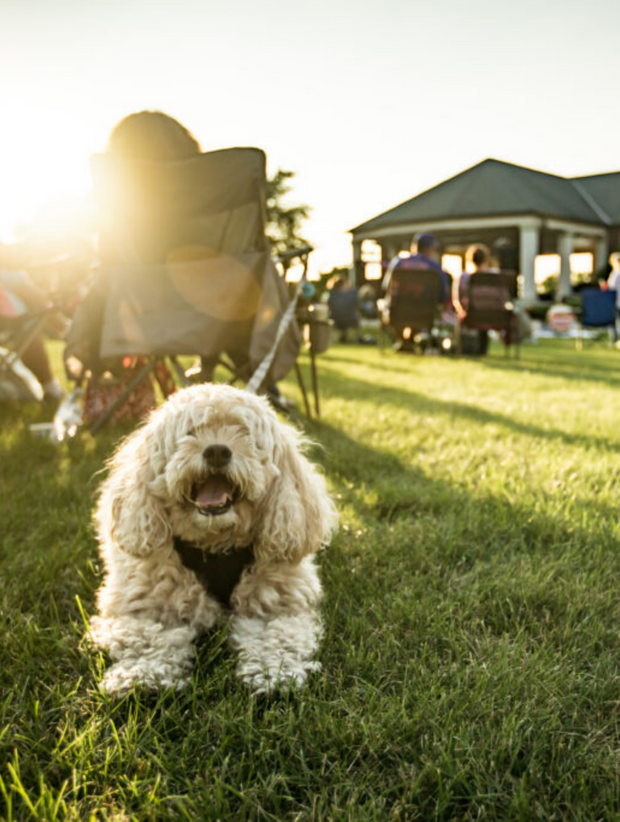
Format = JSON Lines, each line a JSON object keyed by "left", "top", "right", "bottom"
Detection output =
{"left": 379, "top": 239, "right": 400, "bottom": 280}
{"left": 379, "top": 238, "right": 400, "bottom": 262}
{"left": 519, "top": 225, "right": 539, "bottom": 303}
{"left": 557, "top": 232, "right": 573, "bottom": 298}
{"left": 352, "top": 238, "right": 364, "bottom": 287}
{"left": 594, "top": 236, "right": 609, "bottom": 275}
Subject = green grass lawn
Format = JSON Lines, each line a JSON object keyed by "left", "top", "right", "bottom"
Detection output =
{"left": 2, "top": 339, "right": 620, "bottom": 819}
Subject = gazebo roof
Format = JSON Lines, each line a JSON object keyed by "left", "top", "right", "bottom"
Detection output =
{"left": 351, "top": 159, "right": 620, "bottom": 234}
{"left": 572, "top": 172, "right": 620, "bottom": 224}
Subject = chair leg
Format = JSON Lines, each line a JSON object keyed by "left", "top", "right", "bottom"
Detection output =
{"left": 294, "top": 361, "right": 312, "bottom": 418}
{"left": 169, "top": 356, "right": 192, "bottom": 388}
{"left": 309, "top": 347, "right": 320, "bottom": 417}
{"left": 214, "top": 355, "right": 243, "bottom": 385}
{"left": 13, "top": 315, "right": 49, "bottom": 363}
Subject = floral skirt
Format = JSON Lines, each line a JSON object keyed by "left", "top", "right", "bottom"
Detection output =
{"left": 82, "top": 359, "right": 176, "bottom": 425}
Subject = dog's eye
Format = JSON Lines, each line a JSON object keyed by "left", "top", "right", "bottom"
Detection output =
{"left": 186, "top": 428, "right": 196, "bottom": 437}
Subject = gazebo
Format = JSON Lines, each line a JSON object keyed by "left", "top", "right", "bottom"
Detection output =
{"left": 349, "top": 159, "right": 620, "bottom": 303}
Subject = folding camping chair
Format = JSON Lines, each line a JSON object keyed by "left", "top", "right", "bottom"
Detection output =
{"left": 65, "top": 147, "right": 314, "bottom": 431}
{"left": 0, "top": 286, "right": 53, "bottom": 401}
{"left": 458, "top": 271, "right": 519, "bottom": 358}
{"left": 576, "top": 288, "right": 617, "bottom": 349}
{"left": 380, "top": 267, "right": 443, "bottom": 352}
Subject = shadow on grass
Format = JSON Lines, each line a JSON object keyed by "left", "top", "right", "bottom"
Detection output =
{"left": 317, "top": 362, "right": 620, "bottom": 455}
{"left": 301, "top": 416, "right": 620, "bottom": 673}
{"left": 309, "top": 414, "right": 581, "bottom": 532}
{"left": 324, "top": 343, "right": 620, "bottom": 388}
{"left": 480, "top": 352, "right": 620, "bottom": 388}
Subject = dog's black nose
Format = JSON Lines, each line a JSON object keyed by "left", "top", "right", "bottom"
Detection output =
{"left": 203, "top": 444, "right": 232, "bottom": 468}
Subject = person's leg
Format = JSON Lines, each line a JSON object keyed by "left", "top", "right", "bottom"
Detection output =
{"left": 20, "top": 336, "right": 53, "bottom": 384}
{"left": 20, "top": 335, "right": 63, "bottom": 398}
{"left": 196, "top": 354, "right": 217, "bottom": 382}
{"left": 196, "top": 349, "right": 252, "bottom": 383}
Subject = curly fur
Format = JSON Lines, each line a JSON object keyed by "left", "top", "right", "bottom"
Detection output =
{"left": 88, "top": 383, "right": 338, "bottom": 695}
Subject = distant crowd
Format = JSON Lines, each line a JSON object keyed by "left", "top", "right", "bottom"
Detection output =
{"left": 2, "top": 116, "right": 620, "bottom": 414}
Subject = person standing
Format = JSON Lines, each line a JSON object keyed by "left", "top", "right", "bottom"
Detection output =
{"left": 605, "top": 252, "right": 620, "bottom": 312}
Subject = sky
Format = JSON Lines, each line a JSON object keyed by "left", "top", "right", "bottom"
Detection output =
{"left": 1, "top": 0, "right": 620, "bottom": 273}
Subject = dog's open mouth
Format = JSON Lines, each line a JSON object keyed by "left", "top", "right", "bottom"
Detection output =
{"left": 191, "top": 475, "right": 239, "bottom": 517}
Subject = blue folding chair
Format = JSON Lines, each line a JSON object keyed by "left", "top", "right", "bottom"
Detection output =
{"left": 577, "top": 288, "right": 617, "bottom": 348}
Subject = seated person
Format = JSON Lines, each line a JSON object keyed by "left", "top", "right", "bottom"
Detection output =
{"left": 382, "top": 232, "right": 453, "bottom": 306}
{"left": 326, "top": 276, "right": 359, "bottom": 342}
{"left": 64, "top": 112, "right": 203, "bottom": 423}
{"left": 0, "top": 243, "right": 66, "bottom": 400}
{"left": 107, "top": 111, "right": 240, "bottom": 381}
{"left": 68, "top": 110, "right": 294, "bottom": 419}
{"left": 358, "top": 283, "right": 379, "bottom": 320}
{"left": 454, "top": 243, "right": 496, "bottom": 355}
{"left": 603, "top": 252, "right": 620, "bottom": 318}
{"left": 455, "top": 243, "right": 526, "bottom": 352}
{"left": 454, "top": 243, "right": 498, "bottom": 317}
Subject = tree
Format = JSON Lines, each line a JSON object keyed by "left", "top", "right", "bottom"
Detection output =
{"left": 265, "top": 169, "right": 311, "bottom": 259}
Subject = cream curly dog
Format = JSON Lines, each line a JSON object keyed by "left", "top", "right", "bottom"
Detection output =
{"left": 89, "top": 383, "right": 338, "bottom": 695}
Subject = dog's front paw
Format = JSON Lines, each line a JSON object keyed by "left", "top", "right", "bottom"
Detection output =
{"left": 100, "top": 660, "right": 191, "bottom": 696}
{"left": 238, "top": 659, "right": 321, "bottom": 696}
{"left": 100, "top": 661, "right": 143, "bottom": 695}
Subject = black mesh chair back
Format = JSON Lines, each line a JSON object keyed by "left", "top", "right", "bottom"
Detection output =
{"left": 388, "top": 267, "right": 443, "bottom": 332}
{"left": 465, "top": 272, "right": 518, "bottom": 330}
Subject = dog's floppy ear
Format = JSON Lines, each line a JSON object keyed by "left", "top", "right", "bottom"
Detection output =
{"left": 95, "top": 417, "right": 171, "bottom": 558}
{"left": 255, "top": 421, "right": 338, "bottom": 563}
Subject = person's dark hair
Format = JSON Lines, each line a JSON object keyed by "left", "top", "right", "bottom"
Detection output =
{"left": 415, "top": 233, "right": 438, "bottom": 255}
{"left": 98, "top": 112, "right": 201, "bottom": 266}
{"left": 326, "top": 275, "right": 344, "bottom": 292}
{"left": 466, "top": 243, "right": 491, "bottom": 270}
{"left": 358, "top": 283, "right": 376, "bottom": 301}
{"left": 107, "top": 111, "right": 201, "bottom": 161}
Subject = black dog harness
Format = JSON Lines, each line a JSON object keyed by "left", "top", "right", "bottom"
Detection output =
{"left": 173, "top": 537, "right": 254, "bottom": 608}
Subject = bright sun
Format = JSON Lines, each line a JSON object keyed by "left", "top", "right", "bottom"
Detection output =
{"left": 0, "top": 114, "right": 93, "bottom": 243}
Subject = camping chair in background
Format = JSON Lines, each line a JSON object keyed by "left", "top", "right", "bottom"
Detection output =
{"left": 0, "top": 289, "right": 52, "bottom": 401}
{"left": 380, "top": 267, "right": 443, "bottom": 352}
{"left": 65, "top": 147, "right": 314, "bottom": 431}
{"left": 576, "top": 288, "right": 617, "bottom": 349}
{"left": 458, "top": 271, "right": 519, "bottom": 358}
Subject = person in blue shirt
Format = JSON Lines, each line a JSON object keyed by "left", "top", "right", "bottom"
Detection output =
{"left": 382, "top": 232, "right": 452, "bottom": 304}
{"left": 326, "top": 275, "right": 360, "bottom": 342}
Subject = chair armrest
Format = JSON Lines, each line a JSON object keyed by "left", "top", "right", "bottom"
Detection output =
{"left": 273, "top": 245, "right": 314, "bottom": 264}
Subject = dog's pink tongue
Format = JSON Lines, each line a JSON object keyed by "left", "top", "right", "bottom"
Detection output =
{"left": 195, "top": 476, "right": 232, "bottom": 508}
